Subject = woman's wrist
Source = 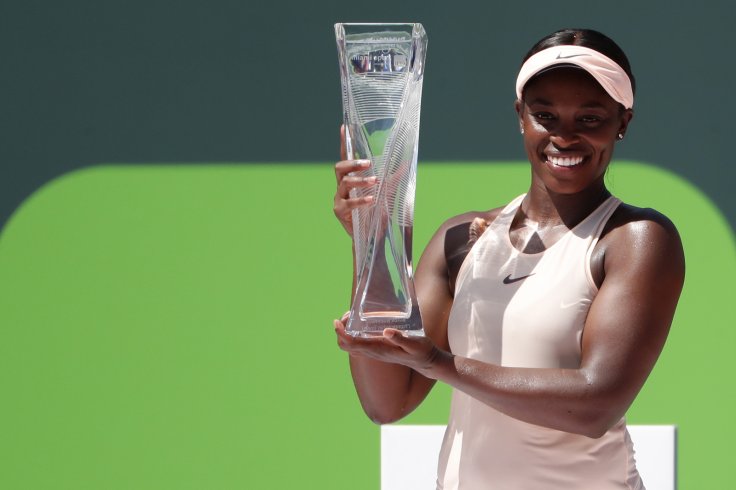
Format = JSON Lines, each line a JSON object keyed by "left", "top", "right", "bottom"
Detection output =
{"left": 419, "top": 347, "right": 455, "bottom": 380}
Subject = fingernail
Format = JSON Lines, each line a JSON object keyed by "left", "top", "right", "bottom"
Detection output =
{"left": 365, "top": 195, "right": 374, "bottom": 202}
{"left": 355, "top": 159, "right": 370, "bottom": 166}
{"left": 384, "top": 329, "right": 395, "bottom": 339}
{"left": 363, "top": 176, "right": 377, "bottom": 183}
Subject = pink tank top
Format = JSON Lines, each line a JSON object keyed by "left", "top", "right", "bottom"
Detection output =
{"left": 437, "top": 194, "right": 644, "bottom": 490}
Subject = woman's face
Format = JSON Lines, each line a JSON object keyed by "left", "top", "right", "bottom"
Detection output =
{"left": 515, "top": 67, "right": 633, "bottom": 196}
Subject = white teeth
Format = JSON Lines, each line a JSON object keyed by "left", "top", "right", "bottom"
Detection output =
{"left": 547, "top": 156, "right": 584, "bottom": 167}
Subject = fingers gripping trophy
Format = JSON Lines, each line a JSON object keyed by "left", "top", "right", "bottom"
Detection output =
{"left": 335, "top": 23, "right": 427, "bottom": 337}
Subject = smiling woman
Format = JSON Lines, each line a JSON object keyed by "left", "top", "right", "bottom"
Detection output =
{"left": 518, "top": 67, "right": 632, "bottom": 198}
{"left": 332, "top": 28, "right": 685, "bottom": 490}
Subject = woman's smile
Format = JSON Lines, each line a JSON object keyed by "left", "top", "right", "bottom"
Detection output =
{"left": 547, "top": 155, "right": 585, "bottom": 167}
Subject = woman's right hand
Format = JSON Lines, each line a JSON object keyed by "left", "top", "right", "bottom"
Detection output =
{"left": 333, "top": 125, "right": 377, "bottom": 236}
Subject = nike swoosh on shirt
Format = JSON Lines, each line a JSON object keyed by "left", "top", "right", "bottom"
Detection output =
{"left": 502, "top": 273, "right": 535, "bottom": 284}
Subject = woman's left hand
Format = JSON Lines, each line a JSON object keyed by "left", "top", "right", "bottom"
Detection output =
{"left": 333, "top": 314, "right": 446, "bottom": 379}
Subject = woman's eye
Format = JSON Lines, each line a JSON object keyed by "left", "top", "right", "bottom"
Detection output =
{"left": 532, "top": 112, "right": 554, "bottom": 121}
{"left": 579, "top": 115, "right": 602, "bottom": 124}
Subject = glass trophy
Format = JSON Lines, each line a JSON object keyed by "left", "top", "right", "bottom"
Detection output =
{"left": 335, "top": 23, "right": 427, "bottom": 337}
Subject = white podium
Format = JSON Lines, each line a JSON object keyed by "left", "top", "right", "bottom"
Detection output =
{"left": 381, "top": 424, "right": 676, "bottom": 490}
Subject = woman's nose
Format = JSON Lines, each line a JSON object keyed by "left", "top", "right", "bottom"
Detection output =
{"left": 548, "top": 124, "right": 580, "bottom": 148}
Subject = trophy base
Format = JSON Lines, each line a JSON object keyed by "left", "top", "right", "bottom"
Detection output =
{"left": 348, "top": 328, "right": 426, "bottom": 339}
{"left": 346, "top": 309, "right": 424, "bottom": 338}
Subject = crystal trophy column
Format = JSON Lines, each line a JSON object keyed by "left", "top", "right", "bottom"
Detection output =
{"left": 335, "top": 23, "right": 427, "bottom": 337}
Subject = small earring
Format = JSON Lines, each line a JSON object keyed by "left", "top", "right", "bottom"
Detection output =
{"left": 520, "top": 127, "right": 525, "bottom": 135}
{"left": 617, "top": 133, "right": 624, "bottom": 140}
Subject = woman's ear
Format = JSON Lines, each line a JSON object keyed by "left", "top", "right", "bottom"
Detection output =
{"left": 617, "top": 108, "right": 634, "bottom": 140}
{"left": 515, "top": 99, "right": 524, "bottom": 134}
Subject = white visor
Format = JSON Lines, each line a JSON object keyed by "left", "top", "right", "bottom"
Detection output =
{"left": 515, "top": 45, "right": 634, "bottom": 109}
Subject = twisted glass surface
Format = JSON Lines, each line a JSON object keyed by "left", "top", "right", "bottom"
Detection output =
{"left": 335, "top": 23, "right": 426, "bottom": 337}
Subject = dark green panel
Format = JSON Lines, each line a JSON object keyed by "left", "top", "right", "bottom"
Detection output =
{"left": 0, "top": 1, "right": 734, "bottom": 230}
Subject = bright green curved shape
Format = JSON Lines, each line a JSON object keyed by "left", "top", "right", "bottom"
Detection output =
{"left": 0, "top": 162, "right": 733, "bottom": 489}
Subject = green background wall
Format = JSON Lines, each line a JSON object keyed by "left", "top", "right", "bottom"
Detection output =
{"left": 1, "top": 1, "right": 735, "bottom": 488}
{"left": 0, "top": 163, "right": 734, "bottom": 488}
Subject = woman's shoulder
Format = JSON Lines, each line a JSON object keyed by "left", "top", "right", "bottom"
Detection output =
{"left": 435, "top": 206, "right": 506, "bottom": 251}
{"left": 423, "top": 194, "right": 522, "bottom": 262}
{"left": 604, "top": 202, "right": 681, "bottom": 241}
{"left": 433, "top": 193, "right": 525, "bottom": 236}
{"left": 591, "top": 201, "right": 684, "bottom": 288}
{"left": 438, "top": 210, "right": 495, "bottom": 234}
{"left": 436, "top": 205, "right": 507, "bottom": 235}
{"left": 427, "top": 206, "right": 506, "bottom": 295}
{"left": 598, "top": 201, "right": 684, "bottom": 275}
